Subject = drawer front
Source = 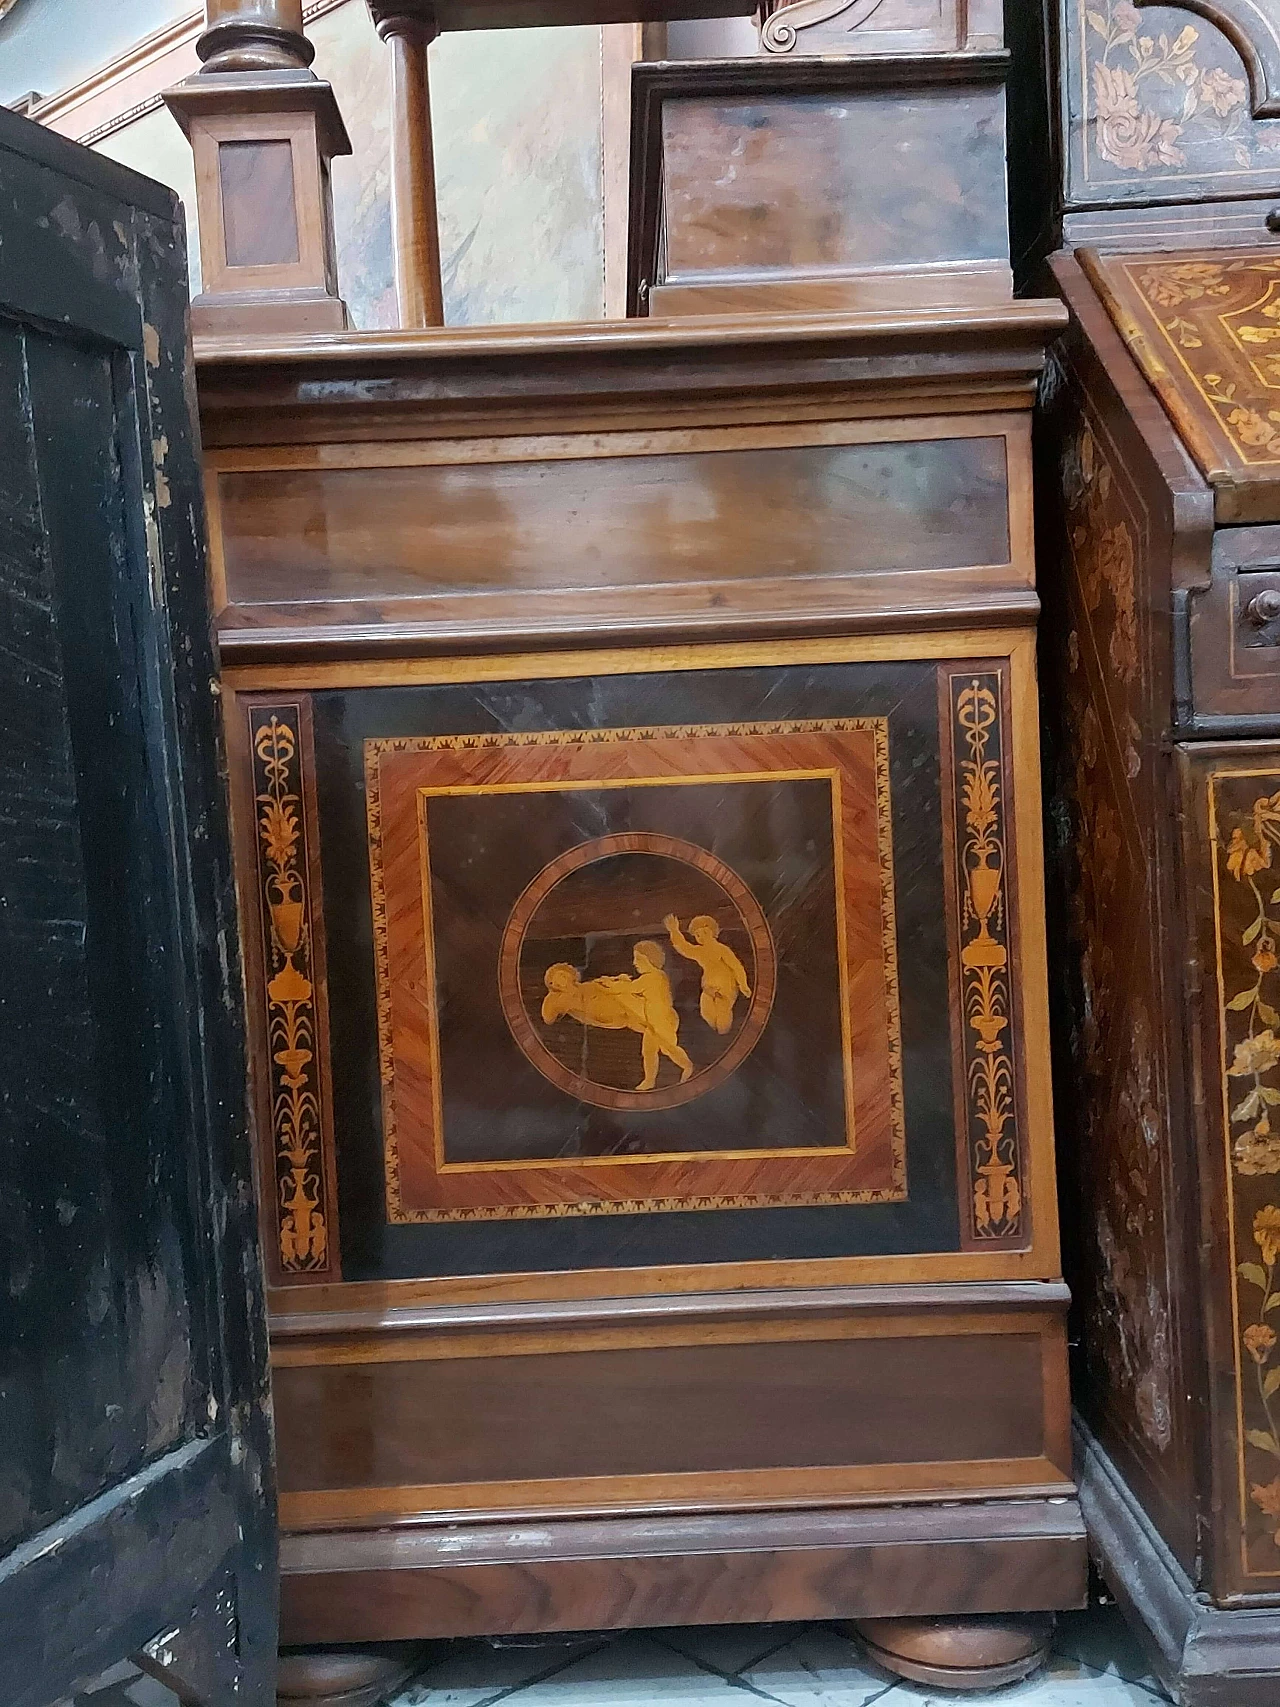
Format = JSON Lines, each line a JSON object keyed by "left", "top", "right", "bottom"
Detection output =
{"left": 1183, "top": 742, "right": 1280, "bottom": 1595}
{"left": 1189, "top": 526, "right": 1280, "bottom": 725}
{"left": 225, "top": 633, "right": 1060, "bottom": 1307}
{"left": 207, "top": 415, "right": 1033, "bottom": 651}
{"left": 271, "top": 1301, "right": 1071, "bottom": 1531}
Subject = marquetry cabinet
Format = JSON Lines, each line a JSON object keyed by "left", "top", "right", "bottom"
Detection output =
{"left": 196, "top": 301, "right": 1083, "bottom": 1684}
{"left": 172, "top": 0, "right": 1090, "bottom": 1691}
{"left": 1030, "top": 3, "right": 1280, "bottom": 1691}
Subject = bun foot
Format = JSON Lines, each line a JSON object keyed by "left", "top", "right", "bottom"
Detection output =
{"left": 278, "top": 1644, "right": 431, "bottom": 1707}
{"left": 846, "top": 1613, "right": 1054, "bottom": 1691}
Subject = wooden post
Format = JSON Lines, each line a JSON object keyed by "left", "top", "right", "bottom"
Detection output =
{"left": 369, "top": 2, "right": 445, "bottom": 327}
{"left": 165, "top": 0, "right": 351, "bottom": 335}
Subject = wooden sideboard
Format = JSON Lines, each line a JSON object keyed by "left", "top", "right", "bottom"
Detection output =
{"left": 195, "top": 301, "right": 1083, "bottom": 1689}
{"left": 1026, "top": 2, "right": 1280, "bottom": 1700}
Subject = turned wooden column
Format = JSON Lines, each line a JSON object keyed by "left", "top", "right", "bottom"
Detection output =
{"left": 165, "top": 0, "right": 351, "bottom": 334}
{"left": 198, "top": 0, "right": 315, "bottom": 70}
{"left": 368, "top": 1, "right": 445, "bottom": 327}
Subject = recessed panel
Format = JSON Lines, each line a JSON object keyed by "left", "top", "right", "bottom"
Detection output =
{"left": 275, "top": 1331, "right": 1049, "bottom": 1495}
{"left": 367, "top": 720, "right": 903, "bottom": 1219}
{"left": 661, "top": 89, "right": 1009, "bottom": 279}
{"left": 215, "top": 438, "right": 1011, "bottom": 607}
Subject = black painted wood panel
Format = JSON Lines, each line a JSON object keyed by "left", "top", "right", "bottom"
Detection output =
{"left": 0, "top": 105, "right": 275, "bottom": 1707}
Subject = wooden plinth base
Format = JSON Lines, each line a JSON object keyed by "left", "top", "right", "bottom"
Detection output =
{"left": 277, "top": 1645, "right": 429, "bottom": 1707}
{"left": 847, "top": 1613, "right": 1053, "bottom": 1690}
{"left": 1077, "top": 1416, "right": 1280, "bottom": 1707}
{"left": 280, "top": 1498, "right": 1086, "bottom": 1644}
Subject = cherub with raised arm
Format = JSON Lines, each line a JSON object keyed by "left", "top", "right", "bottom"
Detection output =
{"left": 664, "top": 912, "right": 752, "bottom": 1034}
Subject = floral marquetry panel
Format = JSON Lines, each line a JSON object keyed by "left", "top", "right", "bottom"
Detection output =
{"left": 230, "top": 644, "right": 1051, "bottom": 1288}
{"left": 1062, "top": 0, "right": 1280, "bottom": 203}
{"left": 1036, "top": 304, "right": 1200, "bottom": 1570}
{"left": 1185, "top": 748, "right": 1280, "bottom": 1586}
{"left": 1083, "top": 248, "right": 1280, "bottom": 522}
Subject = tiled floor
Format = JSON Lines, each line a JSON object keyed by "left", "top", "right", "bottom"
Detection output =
{"left": 389, "top": 1605, "right": 1172, "bottom": 1707}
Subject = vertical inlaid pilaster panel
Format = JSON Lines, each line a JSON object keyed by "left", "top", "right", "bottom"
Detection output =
{"left": 247, "top": 698, "right": 339, "bottom": 1282}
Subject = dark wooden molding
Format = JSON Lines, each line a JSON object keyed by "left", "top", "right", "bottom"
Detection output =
{"left": 0, "top": 1441, "right": 237, "bottom": 1707}
{"left": 279, "top": 1497, "right": 1086, "bottom": 1642}
{"left": 1077, "top": 1417, "right": 1280, "bottom": 1706}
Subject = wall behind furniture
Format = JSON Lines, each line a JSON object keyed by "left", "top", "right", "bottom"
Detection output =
{"left": 0, "top": 0, "right": 187, "bottom": 106}
{"left": 20, "top": 0, "right": 621, "bottom": 326}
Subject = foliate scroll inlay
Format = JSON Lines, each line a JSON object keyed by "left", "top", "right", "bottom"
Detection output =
{"left": 950, "top": 674, "right": 1023, "bottom": 1242}
{"left": 1212, "top": 769, "right": 1280, "bottom": 1572}
{"left": 1079, "top": 0, "right": 1280, "bottom": 183}
{"left": 249, "top": 704, "right": 334, "bottom": 1276}
{"left": 1100, "top": 253, "right": 1280, "bottom": 469}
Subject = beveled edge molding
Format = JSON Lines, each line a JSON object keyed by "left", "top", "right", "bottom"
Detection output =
{"left": 277, "top": 1462, "right": 1078, "bottom": 1535}
{"left": 194, "top": 297, "right": 1069, "bottom": 371}
{"left": 280, "top": 1489, "right": 1087, "bottom": 1571}
{"left": 212, "top": 589, "right": 1044, "bottom": 665}
{"left": 269, "top": 1277, "right": 1073, "bottom": 1337}
{"left": 193, "top": 301, "right": 1067, "bottom": 456}
{"left": 278, "top": 1492, "right": 1087, "bottom": 1645}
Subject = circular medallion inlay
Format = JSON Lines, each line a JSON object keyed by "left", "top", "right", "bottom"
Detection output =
{"left": 499, "top": 832, "right": 776, "bottom": 1111}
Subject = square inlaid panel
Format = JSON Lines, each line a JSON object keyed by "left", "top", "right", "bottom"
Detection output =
{"left": 366, "top": 721, "right": 904, "bottom": 1221}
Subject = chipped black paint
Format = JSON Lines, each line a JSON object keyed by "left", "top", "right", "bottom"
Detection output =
{"left": 0, "top": 104, "right": 275, "bottom": 1706}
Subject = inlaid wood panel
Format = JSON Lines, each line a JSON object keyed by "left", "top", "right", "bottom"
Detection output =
{"left": 1038, "top": 253, "right": 1205, "bottom": 1573}
{"left": 243, "top": 698, "right": 341, "bottom": 1281}
{"left": 1083, "top": 249, "right": 1280, "bottom": 523}
{"left": 368, "top": 718, "right": 905, "bottom": 1221}
{"left": 1059, "top": 0, "right": 1280, "bottom": 210}
{"left": 225, "top": 635, "right": 1057, "bottom": 1288}
{"left": 1183, "top": 744, "right": 1280, "bottom": 1594}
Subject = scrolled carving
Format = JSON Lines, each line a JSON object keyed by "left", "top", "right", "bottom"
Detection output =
{"left": 760, "top": 0, "right": 886, "bottom": 55}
